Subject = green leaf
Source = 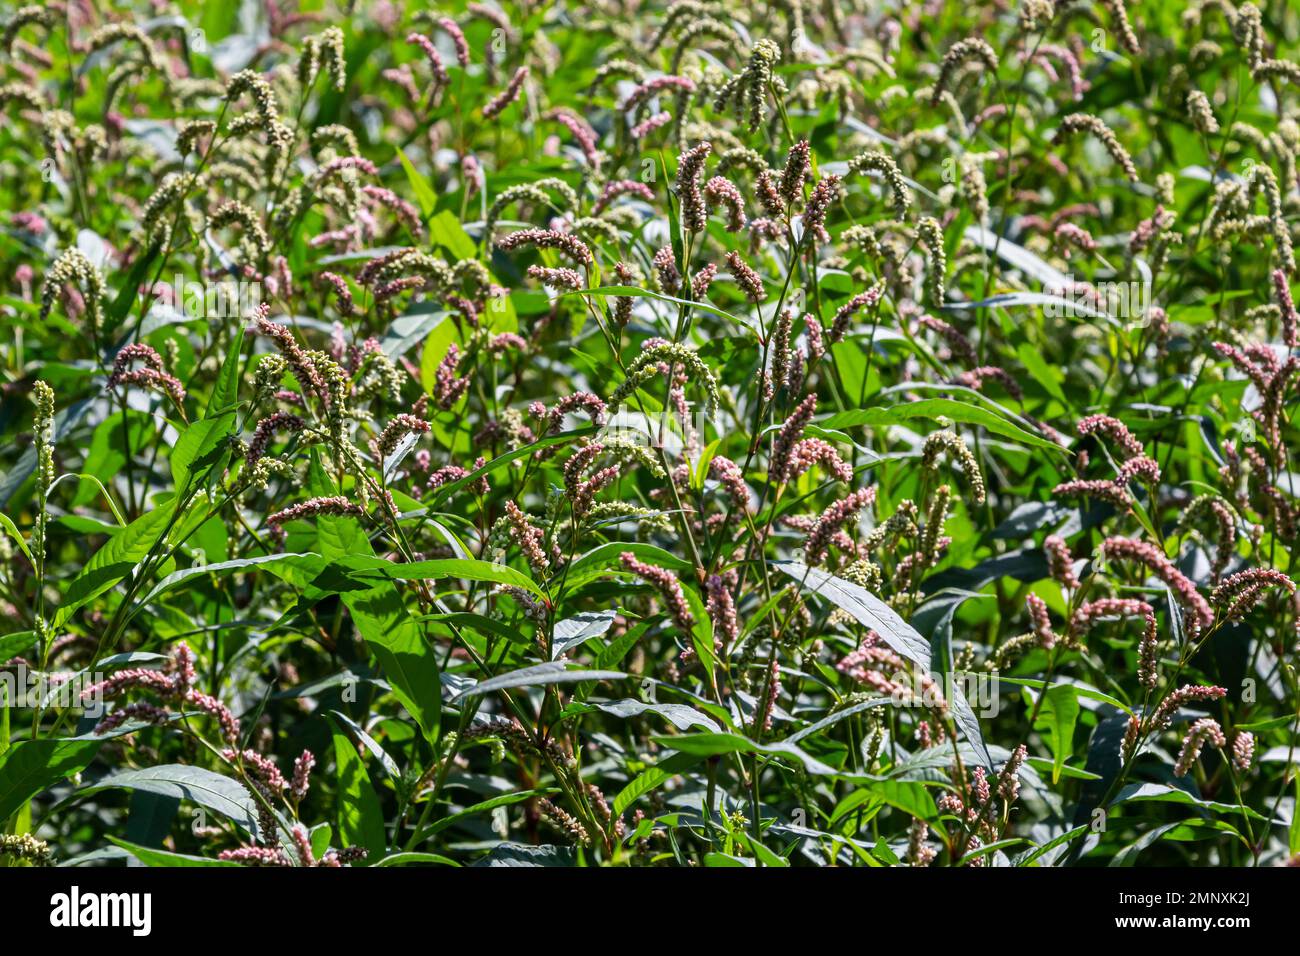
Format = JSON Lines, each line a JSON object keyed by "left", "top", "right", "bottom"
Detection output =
{"left": 958, "top": 837, "right": 1029, "bottom": 866}
{"left": 1016, "top": 341, "right": 1068, "bottom": 406}
{"left": 412, "top": 789, "right": 555, "bottom": 843}
{"left": 550, "top": 609, "right": 617, "bottom": 659}
{"left": 327, "top": 709, "right": 400, "bottom": 780}
{"left": 0, "top": 738, "right": 101, "bottom": 823}
{"left": 1013, "top": 826, "right": 1090, "bottom": 867}
{"left": 614, "top": 751, "right": 702, "bottom": 817}
{"left": 1112, "top": 782, "right": 1270, "bottom": 821}
{"left": 395, "top": 147, "right": 437, "bottom": 218}
{"left": 1234, "top": 714, "right": 1296, "bottom": 733}
{"left": 355, "top": 556, "right": 547, "bottom": 600}
{"left": 691, "top": 438, "right": 721, "bottom": 492}
{"left": 375, "top": 851, "right": 460, "bottom": 867}
{"left": 342, "top": 584, "right": 441, "bottom": 743}
{"left": 107, "top": 836, "right": 239, "bottom": 867}
{"left": 1032, "top": 685, "right": 1080, "bottom": 785}
{"left": 735, "top": 830, "right": 790, "bottom": 866}
{"left": 315, "top": 824, "right": 337, "bottom": 865}
{"left": 784, "top": 696, "right": 892, "bottom": 744}
{"left": 473, "top": 842, "right": 575, "bottom": 866}
{"left": 829, "top": 778, "right": 941, "bottom": 822}
{"left": 417, "top": 313, "right": 456, "bottom": 393}
{"left": 774, "top": 561, "right": 992, "bottom": 767}
{"left": 945, "top": 287, "right": 1114, "bottom": 321}
{"left": 821, "top": 398, "right": 1063, "bottom": 451}
{"left": 563, "top": 541, "right": 692, "bottom": 593}
{"left": 0, "top": 630, "right": 36, "bottom": 663}
{"left": 650, "top": 732, "right": 841, "bottom": 775}
{"left": 596, "top": 619, "right": 650, "bottom": 671}
{"left": 171, "top": 414, "right": 235, "bottom": 492}
{"left": 428, "top": 210, "right": 476, "bottom": 260}
{"left": 316, "top": 513, "right": 370, "bottom": 561}
{"left": 592, "top": 699, "right": 721, "bottom": 732}
{"left": 0, "top": 512, "right": 33, "bottom": 563}
{"left": 999, "top": 677, "right": 1130, "bottom": 713}
{"left": 1023, "top": 757, "right": 1099, "bottom": 781}
{"left": 665, "top": 582, "right": 715, "bottom": 690}
{"left": 134, "top": 553, "right": 323, "bottom": 614}
{"left": 1108, "top": 822, "right": 1187, "bottom": 867}
{"left": 103, "top": 245, "right": 159, "bottom": 334}
{"left": 455, "top": 661, "right": 626, "bottom": 700}
{"left": 207, "top": 325, "right": 245, "bottom": 417}
{"left": 78, "top": 765, "right": 274, "bottom": 843}
{"left": 330, "top": 721, "right": 387, "bottom": 862}
{"left": 55, "top": 502, "right": 178, "bottom": 628}
{"left": 0, "top": 293, "right": 37, "bottom": 313}
{"left": 416, "top": 611, "right": 529, "bottom": 646}
{"left": 1290, "top": 774, "right": 1300, "bottom": 854}
{"left": 301, "top": 500, "right": 442, "bottom": 742}
{"left": 48, "top": 472, "right": 126, "bottom": 524}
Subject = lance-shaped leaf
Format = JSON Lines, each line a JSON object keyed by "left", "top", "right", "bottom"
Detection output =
{"left": 454, "top": 661, "right": 626, "bottom": 700}
{"left": 0, "top": 738, "right": 102, "bottom": 822}
{"left": 774, "top": 561, "right": 992, "bottom": 767}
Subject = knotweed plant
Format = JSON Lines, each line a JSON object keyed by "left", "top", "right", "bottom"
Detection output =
{"left": 1, "top": 0, "right": 1299, "bottom": 872}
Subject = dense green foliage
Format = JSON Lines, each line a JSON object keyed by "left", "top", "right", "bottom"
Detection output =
{"left": 2, "top": 0, "right": 1300, "bottom": 868}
